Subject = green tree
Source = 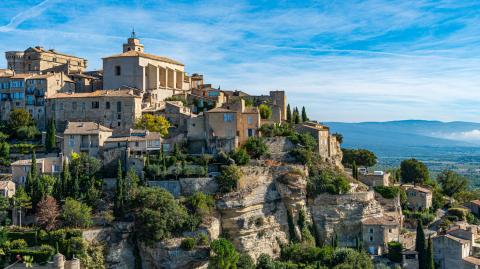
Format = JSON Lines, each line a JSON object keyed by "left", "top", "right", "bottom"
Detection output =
{"left": 0, "top": 142, "right": 10, "bottom": 160}
{"left": 230, "top": 148, "right": 250, "bottom": 165}
{"left": 61, "top": 162, "right": 71, "bottom": 199}
{"left": 416, "top": 219, "right": 426, "bottom": 269}
{"left": 242, "top": 137, "right": 268, "bottom": 159}
{"left": 216, "top": 165, "right": 243, "bottom": 193}
{"left": 7, "top": 108, "right": 35, "bottom": 136}
{"left": 332, "top": 133, "right": 343, "bottom": 144}
{"left": 352, "top": 161, "right": 358, "bottom": 179}
{"left": 237, "top": 253, "right": 255, "bottom": 269}
{"left": 342, "top": 148, "right": 377, "bottom": 167}
{"left": 125, "top": 168, "right": 140, "bottom": 199}
{"left": 208, "top": 238, "right": 239, "bottom": 269}
{"left": 135, "top": 114, "right": 170, "bottom": 137}
{"left": 45, "top": 119, "right": 56, "bottom": 153}
{"left": 293, "top": 107, "right": 301, "bottom": 124}
{"left": 426, "top": 236, "right": 434, "bottom": 269}
{"left": 301, "top": 106, "right": 308, "bottom": 122}
{"left": 437, "top": 170, "right": 468, "bottom": 197}
{"left": 14, "top": 186, "right": 32, "bottom": 227}
{"left": 286, "top": 104, "right": 292, "bottom": 123}
{"left": 114, "top": 160, "right": 125, "bottom": 219}
{"left": 258, "top": 104, "right": 272, "bottom": 120}
{"left": 134, "top": 187, "right": 189, "bottom": 244}
{"left": 62, "top": 198, "right": 92, "bottom": 228}
{"left": 387, "top": 241, "right": 403, "bottom": 262}
{"left": 30, "top": 150, "right": 38, "bottom": 182}
{"left": 401, "top": 158, "right": 430, "bottom": 184}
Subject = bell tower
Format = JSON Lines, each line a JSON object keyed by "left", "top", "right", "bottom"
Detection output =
{"left": 123, "top": 29, "right": 144, "bottom": 53}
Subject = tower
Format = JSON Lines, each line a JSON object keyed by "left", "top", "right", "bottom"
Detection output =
{"left": 123, "top": 29, "right": 144, "bottom": 53}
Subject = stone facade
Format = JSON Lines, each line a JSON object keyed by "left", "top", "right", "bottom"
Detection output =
{"left": 11, "top": 156, "right": 62, "bottom": 185}
{"left": 0, "top": 180, "right": 15, "bottom": 197}
{"left": 62, "top": 121, "right": 112, "bottom": 158}
{"left": 46, "top": 89, "right": 142, "bottom": 131}
{"left": 433, "top": 225, "right": 480, "bottom": 269}
{"left": 6, "top": 46, "right": 87, "bottom": 74}
{"left": 362, "top": 215, "right": 401, "bottom": 255}
{"left": 358, "top": 172, "right": 390, "bottom": 187}
{"left": 405, "top": 185, "right": 433, "bottom": 210}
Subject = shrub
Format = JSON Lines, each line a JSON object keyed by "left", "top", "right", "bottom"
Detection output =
{"left": 39, "top": 244, "right": 55, "bottom": 256}
{"left": 289, "top": 148, "right": 314, "bottom": 164}
{"left": 237, "top": 253, "right": 255, "bottom": 269}
{"left": 62, "top": 198, "right": 92, "bottom": 228}
{"left": 216, "top": 165, "right": 243, "bottom": 193}
{"left": 230, "top": 148, "right": 250, "bottom": 165}
{"left": 243, "top": 137, "right": 268, "bottom": 159}
{"left": 447, "top": 208, "right": 468, "bottom": 221}
{"left": 258, "top": 104, "right": 272, "bottom": 119}
{"left": 10, "top": 239, "right": 28, "bottom": 249}
{"left": 180, "top": 237, "right": 196, "bottom": 250}
{"left": 7, "top": 230, "right": 37, "bottom": 246}
{"left": 307, "top": 168, "right": 350, "bottom": 196}
{"left": 196, "top": 233, "right": 209, "bottom": 246}
{"left": 9, "top": 248, "right": 53, "bottom": 265}
{"left": 209, "top": 239, "right": 239, "bottom": 269}
{"left": 374, "top": 186, "right": 400, "bottom": 199}
{"left": 185, "top": 192, "right": 215, "bottom": 218}
{"left": 288, "top": 132, "right": 317, "bottom": 151}
{"left": 387, "top": 241, "right": 403, "bottom": 262}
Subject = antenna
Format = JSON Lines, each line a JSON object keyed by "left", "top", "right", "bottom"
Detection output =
{"left": 131, "top": 27, "right": 136, "bottom": 39}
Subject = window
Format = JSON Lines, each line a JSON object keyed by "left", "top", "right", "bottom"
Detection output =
{"left": 81, "top": 102, "right": 86, "bottom": 110}
{"left": 389, "top": 229, "right": 392, "bottom": 233}
{"left": 224, "top": 113, "right": 234, "bottom": 122}
{"left": 60, "top": 103, "right": 64, "bottom": 110}
{"left": 92, "top": 101, "right": 99, "bottom": 109}
{"left": 135, "top": 142, "right": 139, "bottom": 147}
{"left": 369, "top": 228, "right": 373, "bottom": 233}
{"left": 117, "top": 114, "right": 121, "bottom": 120}
{"left": 117, "top": 122, "right": 121, "bottom": 127}
{"left": 115, "top": 66, "right": 121, "bottom": 76}
{"left": 247, "top": 116, "right": 253, "bottom": 124}
{"left": 72, "top": 102, "right": 77, "bottom": 110}
{"left": 69, "top": 135, "right": 75, "bottom": 147}
{"left": 369, "top": 236, "right": 373, "bottom": 242}
{"left": 248, "top": 129, "right": 254, "bottom": 137}
{"left": 106, "top": 101, "right": 110, "bottom": 109}
{"left": 117, "top": 101, "right": 122, "bottom": 112}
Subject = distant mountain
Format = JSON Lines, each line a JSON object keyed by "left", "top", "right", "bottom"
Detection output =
{"left": 324, "top": 120, "right": 480, "bottom": 157}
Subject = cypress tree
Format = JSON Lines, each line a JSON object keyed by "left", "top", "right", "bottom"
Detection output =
{"left": 25, "top": 171, "right": 33, "bottom": 197}
{"left": 114, "top": 160, "right": 125, "bottom": 218}
{"left": 30, "top": 151, "right": 38, "bottom": 180}
{"left": 286, "top": 104, "right": 292, "bottom": 123}
{"left": 301, "top": 106, "right": 308, "bottom": 122}
{"left": 352, "top": 161, "right": 358, "bottom": 179}
{"left": 416, "top": 219, "right": 426, "bottom": 269}
{"left": 426, "top": 236, "right": 434, "bottom": 269}
{"left": 45, "top": 119, "right": 56, "bottom": 153}
{"left": 72, "top": 169, "right": 80, "bottom": 199}
{"left": 293, "top": 107, "right": 301, "bottom": 124}
{"left": 61, "top": 162, "right": 71, "bottom": 198}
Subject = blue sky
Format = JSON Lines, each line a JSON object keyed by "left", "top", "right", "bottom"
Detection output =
{"left": 1, "top": 0, "right": 480, "bottom": 122}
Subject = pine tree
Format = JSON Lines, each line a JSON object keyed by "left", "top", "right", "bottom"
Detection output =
{"left": 416, "top": 219, "right": 426, "bottom": 269}
{"left": 426, "top": 236, "right": 434, "bottom": 269}
{"left": 114, "top": 160, "right": 125, "bottom": 219}
{"left": 45, "top": 119, "right": 56, "bottom": 153}
{"left": 301, "top": 106, "right": 308, "bottom": 122}
{"left": 286, "top": 104, "right": 292, "bottom": 123}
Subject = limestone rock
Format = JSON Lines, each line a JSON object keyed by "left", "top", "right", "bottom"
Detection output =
{"left": 139, "top": 239, "right": 209, "bottom": 269}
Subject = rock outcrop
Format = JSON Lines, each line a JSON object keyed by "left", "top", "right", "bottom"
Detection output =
{"left": 309, "top": 191, "right": 384, "bottom": 247}
{"left": 215, "top": 162, "right": 308, "bottom": 260}
{"left": 139, "top": 239, "right": 209, "bottom": 269}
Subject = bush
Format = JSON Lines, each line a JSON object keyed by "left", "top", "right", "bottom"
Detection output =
{"left": 180, "top": 237, "right": 196, "bottom": 250}
{"left": 374, "top": 186, "right": 400, "bottom": 199}
{"left": 9, "top": 248, "right": 53, "bottom": 265}
{"left": 196, "top": 233, "right": 209, "bottom": 246}
{"left": 62, "top": 198, "right": 92, "bottom": 228}
{"left": 216, "top": 165, "right": 243, "bottom": 193}
{"left": 243, "top": 137, "right": 268, "bottom": 159}
{"left": 230, "top": 148, "right": 250, "bottom": 165}
{"left": 447, "top": 208, "right": 468, "bottom": 221}
{"left": 387, "top": 241, "right": 403, "bottom": 262}
{"left": 39, "top": 244, "right": 55, "bottom": 256}
{"left": 289, "top": 148, "right": 314, "bottom": 164}
{"left": 184, "top": 192, "right": 215, "bottom": 218}
{"left": 258, "top": 104, "right": 272, "bottom": 119}
{"left": 237, "top": 253, "right": 255, "bottom": 269}
{"left": 7, "top": 230, "right": 37, "bottom": 246}
{"left": 288, "top": 132, "right": 317, "bottom": 151}
{"left": 307, "top": 168, "right": 350, "bottom": 196}
{"left": 10, "top": 239, "right": 28, "bottom": 249}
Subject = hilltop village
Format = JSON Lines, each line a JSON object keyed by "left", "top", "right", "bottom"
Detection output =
{"left": 0, "top": 34, "right": 479, "bottom": 269}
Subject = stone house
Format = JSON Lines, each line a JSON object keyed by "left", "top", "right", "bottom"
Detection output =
{"left": 0, "top": 180, "right": 15, "bottom": 198}
{"left": 405, "top": 185, "right": 432, "bottom": 211}
{"left": 46, "top": 89, "right": 142, "bottom": 131}
{"left": 103, "top": 34, "right": 192, "bottom": 105}
{"left": 467, "top": 200, "right": 480, "bottom": 217}
{"left": 5, "top": 46, "right": 87, "bottom": 74}
{"left": 162, "top": 101, "right": 194, "bottom": 134}
{"left": 296, "top": 121, "right": 341, "bottom": 161}
{"left": 433, "top": 225, "right": 480, "bottom": 269}
{"left": 362, "top": 215, "right": 401, "bottom": 255}
{"left": 62, "top": 121, "right": 113, "bottom": 158}
{"left": 11, "top": 156, "right": 62, "bottom": 185}
{"left": 224, "top": 90, "right": 286, "bottom": 123}
{"left": 189, "top": 85, "right": 226, "bottom": 112}
{"left": 358, "top": 171, "right": 390, "bottom": 187}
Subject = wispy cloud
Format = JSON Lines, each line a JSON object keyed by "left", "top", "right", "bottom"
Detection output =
{"left": 1, "top": 0, "right": 480, "bottom": 122}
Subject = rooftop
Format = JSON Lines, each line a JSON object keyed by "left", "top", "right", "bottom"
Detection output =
{"left": 64, "top": 122, "right": 112, "bottom": 135}
{"left": 26, "top": 46, "right": 86, "bottom": 61}
{"left": 103, "top": 50, "right": 183, "bottom": 66}
{"left": 408, "top": 186, "right": 432, "bottom": 194}
{"left": 206, "top": 107, "right": 235, "bottom": 113}
{"left": 0, "top": 181, "right": 14, "bottom": 189}
{"left": 463, "top": 256, "right": 480, "bottom": 265}
{"left": 362, "top": 215, "right": 399, "bottom": 226}
{"left": 11, "top": 156, "right": 60, "bottom": 166}
{"left": 48, "top": 89, "right": 141, "bottom": 99}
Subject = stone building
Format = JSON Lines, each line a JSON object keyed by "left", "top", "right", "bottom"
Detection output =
{"left": 189, "top": 85, "right": 226, "bottom": 112}
{"left": 103, "top": 33, "right": 191, "bottom": 105}
{"left": 187, "top": 100, "right": 261, "bottom": 153}
{"left": 11, "top": 156, "right": 62, "bottom": 185}
{"left": 46, "top": 89, "right": 142, "bottom": 131}
{"left": 362, "top": 215, "right": 401, "bottom": 255}
{"left": 296, "top": 121, "right": 341, "bottom": 163}
{"left": 405, "top": 185, "right": 432, "bottom": 211}
{"left": 62, "top": 122, "right": 113, "bottom": 158}
{"left": 5, "top": 46, "right": 87, "bottom": 74}
{"left": 0, "top": 72, "right": 74, "bottom": 129}
{"left": 0, "top": 180, "right": 15, "bottom": 197}
{"left": 433, "top": 225, "right": 480, "bottom": 269}
{"left": 224, "top": 90, "right": 287, "bottom": 122}
{"left": 358, "top": 171, "right": 390, "bottom": 187}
